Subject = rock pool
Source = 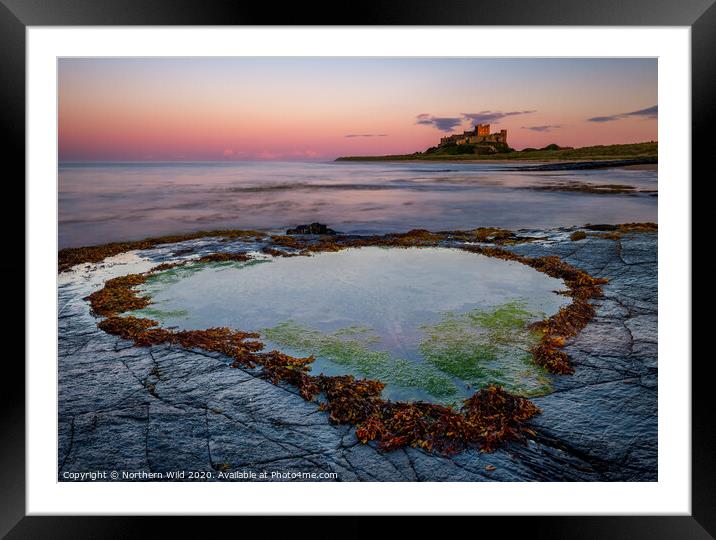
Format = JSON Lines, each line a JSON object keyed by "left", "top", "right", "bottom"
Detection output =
{"left": 130, "top": 247, "right": 570, "bottom": 404}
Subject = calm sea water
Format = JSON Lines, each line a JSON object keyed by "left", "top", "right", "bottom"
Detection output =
{"left": 58, "top": 160, "right": 657, "bottom": 248}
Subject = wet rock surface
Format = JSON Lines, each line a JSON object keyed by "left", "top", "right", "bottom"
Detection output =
{"left": 58, "top": 229, "right": 657, "bottom": 481}
{"left": 286, "top": 222, "right": 337, "bottom": 235}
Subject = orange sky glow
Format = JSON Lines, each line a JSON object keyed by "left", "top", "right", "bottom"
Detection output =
{"left": 59, "top": 58, "right": 657, "bottom": 161}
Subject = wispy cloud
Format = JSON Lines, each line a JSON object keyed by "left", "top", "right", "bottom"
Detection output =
{"left": 344, "top": 133, "right": 388, "bottom": 138}
{"left": 521, "top": 125, "right": 562, "bottom": 132}
{"left": 462, "top": 110, "right": 536, "bottom": 124}
{"left": 417, "top": 110, "right": 536, "bottom": 132}
{"left": 416, "top": 114, "right": 464, "bottom": 132}
{"left": 588, "top": 105, "right": 657, "bottom": 123}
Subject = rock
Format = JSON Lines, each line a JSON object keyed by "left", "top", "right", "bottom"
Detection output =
{"left": 286, "top": 222, "right": 337, "bottom": 235}
{"left": 585, "top": 224, "right": 618, "bottom": 231}
{"left": 57, "top": 229, "right": 657, "bottom": 482}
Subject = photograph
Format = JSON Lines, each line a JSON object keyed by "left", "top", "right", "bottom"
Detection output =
{"left": 56, "top": 56, "right": 659, "bottom": 483}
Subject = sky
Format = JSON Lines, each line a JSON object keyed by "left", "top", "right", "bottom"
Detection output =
{"left": 58, "top": 58, "right": 657, "bottom": 162}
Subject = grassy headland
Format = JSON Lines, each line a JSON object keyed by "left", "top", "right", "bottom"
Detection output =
{"left": 336, "top": 141, "right": 657, "bottom": 162}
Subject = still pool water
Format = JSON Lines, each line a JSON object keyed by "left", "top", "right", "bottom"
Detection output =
{"left": 131, "top": 247, "right": 571, "bottom": 404}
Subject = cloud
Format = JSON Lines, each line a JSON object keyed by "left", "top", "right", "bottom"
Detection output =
{"left": 416, "top": 114, "right": 464, "bottom": 132}
{"left": 462, "top": 110, "right": 536, "bottom": 125}
{"left": 417, "top": 110, "right": 537, "bottom": 133}
{"left": 588, "top": 105, "right": 658, "bottom": 123}
{"left": 344, "top": 133, "right": 387, "bottom": 138}
{"left": 223, "top": 148, "right": 235, "bottom": 157}
{"left": 521, "top": 125, "right": 562, "bottom": 132}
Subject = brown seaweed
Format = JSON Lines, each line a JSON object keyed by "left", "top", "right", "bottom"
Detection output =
{"left": 80, "top": 225, "right": 625, "bottom": 455}
{"left": 585, "top": 222, "right": 657, "bottom": 241}
{"left": 85, "top": 274, "right": 150, "bottom": 317}
{"left": 196, "top": 252, "right": 252, "bottom": 263}
{"left": 59, "top": 229, "right": 265, "bottom": 272}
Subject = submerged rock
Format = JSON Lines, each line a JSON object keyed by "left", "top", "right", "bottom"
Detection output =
{"left": 286, "top": 222, "right": 337, "bottom": 235}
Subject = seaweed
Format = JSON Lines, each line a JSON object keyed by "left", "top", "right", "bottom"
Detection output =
{"left": 150, "top": 261, "right": 188, "bottom": 272}
{"left": 528, "top": 300, "right": 596, "bottom": 374}
{"left": 261, "top": 247, "right": 300, "bottom": 258}
{"left": 585, "top": 222, "right": 657, "bottom": 241}
{"left": 263, "top": 321, "right": 457, "bottom": 399}
{"left": 460, "top": 386, "right": 541, "bottom": 452}
{"left": 85, "top": 274, "right": 150, "bottom": 317}
{"left": 81, "top": 225, "right": 627, "bottom": 455}
{"left": 355, "top": 386, "right": 540, "bottom": 454}
{"left": 196, "top": 252, "right": 252, "bottom": 263}
{"left": 130, "top": 307, "right": 190, "bottom": 320}
{"left": 99, "top": 316, "right": 263, "bottom": 357}
{"left": 617, "top": 222, "right": 658, "bottom": 233}
{"left": 466, "top": 227, "right": 523, "bottom": 244}
{"left": 570, "top": 231, "right": 587, "bottom": 241}
{"left": 88, "top": 260, "right": 235, "bottom": 320}
{"left": 270, "top": 235, "right": 307, "bottom": 250}
{"left": 58, "top": 229, "right": 264, "bottom": 272}
{"left": 420, "top": 302, "right": 551, "bottom": 396}
{"left": 59, "top": 225, "right": 540, "bottom": 272}
{"left": 385, "top": 229, "right": 447, "bottom": 245}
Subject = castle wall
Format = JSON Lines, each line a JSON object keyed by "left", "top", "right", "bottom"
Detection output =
{"left": 438, "top": 124, "right": 507, "bottom": 147}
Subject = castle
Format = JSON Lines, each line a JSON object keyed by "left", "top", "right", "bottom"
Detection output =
{"left": 439, "top": 124, "right": 507, "bottom": 147}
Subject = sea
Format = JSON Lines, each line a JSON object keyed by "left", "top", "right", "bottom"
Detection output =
{"left": 58, "top": 160, "right": 657, "bottom": 248}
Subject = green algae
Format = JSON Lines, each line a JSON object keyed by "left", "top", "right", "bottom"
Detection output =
{"left": 261, "top": 301, "right": 554, "bottom": 403}
{"left": 129, "top": 306, "right": 190, "bottom": 321}
{"left": 85, "top": 233, "right": 609, "bottom": 455}
{"left": 262, "top": 321, "right": 458, "bottom": 400}
{"left": 129, "top": 249, "right": 561, "bottom": 401}
{"left": 129, "top": 259, "right": 269, "bottom": 322}
{"left": 420, "top": 301, "right": 552, "bottom": 396}
{"left": 143, "top": 258, "right": 269, "bottom": 289}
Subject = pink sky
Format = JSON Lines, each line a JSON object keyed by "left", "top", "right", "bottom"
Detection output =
{"left": 59, "top": 58, "right": 657, "bottom": 161}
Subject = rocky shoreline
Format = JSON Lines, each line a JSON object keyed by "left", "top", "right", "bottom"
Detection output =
{"left": 58, "top": 226, "right": 657, "bottom": 481}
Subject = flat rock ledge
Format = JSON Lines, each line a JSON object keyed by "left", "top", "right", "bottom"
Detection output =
{"left": 58, "top": 229, "right": 657, "bottom": 481}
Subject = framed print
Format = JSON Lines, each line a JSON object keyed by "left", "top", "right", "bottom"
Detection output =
{"left": 4, "top": 0, "right": 709, "bottom": 535}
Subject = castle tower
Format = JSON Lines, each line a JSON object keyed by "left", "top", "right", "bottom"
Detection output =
{"left": 476, "top": 124, "right": 490, "bottom": 136}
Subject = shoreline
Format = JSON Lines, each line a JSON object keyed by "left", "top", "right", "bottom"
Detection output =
{"left": 335, "top": 156, "right": 657, "bottom": 169}
{"left": 58, "top": 222, "right": 658, "bottom": 272}
{"left": 335, "top": 142, "right": 658, "bottom": 166}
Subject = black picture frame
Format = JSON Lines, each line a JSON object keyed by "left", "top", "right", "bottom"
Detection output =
{"left": 3, "top": 0, "right": 707, "bottom": 536}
